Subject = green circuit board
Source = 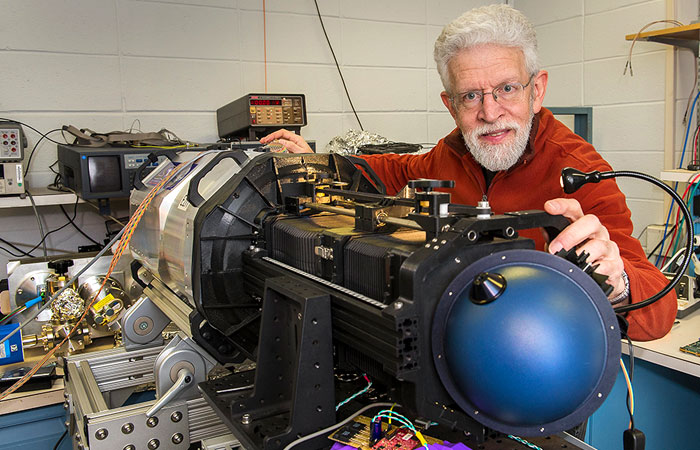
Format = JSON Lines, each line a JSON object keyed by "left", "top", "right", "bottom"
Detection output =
{"left": 680, "top": 339, "right": 700, "bottom": 357}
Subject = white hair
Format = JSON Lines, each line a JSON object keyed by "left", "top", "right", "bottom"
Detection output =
{"left": 434, "top": 4, "right": 540, "bottom": 93}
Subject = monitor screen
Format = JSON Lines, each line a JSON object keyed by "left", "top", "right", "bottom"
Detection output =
{"left": 87, "top": 155, "right": 122, "bottom": 193}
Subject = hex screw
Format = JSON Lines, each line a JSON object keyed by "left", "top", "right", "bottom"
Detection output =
{"left": 95, "top": 428, "right": 108, "bottom": 440}
{"left": 148, "top": 438, "right": 160, "bottom": 449}
{"left": 172, "top": 433, "right": 184, "bottom": 444}
{"left": 170, "top": 411, "right": 183, "bottom": 423}
{"left": 146, "top": 416, "right": 159, "bottom": 428}
{"left": 121, "top": 423, "right": 134, "bottom": 434}
{"left": 241, "top": 413, "right": 251, "bottom": 425}
{"left": 124, "top": 446, "right": 136, "bottom": 450}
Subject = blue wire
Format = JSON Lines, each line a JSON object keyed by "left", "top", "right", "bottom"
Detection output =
{"left": 335, "top": 375, "right": 372, "bottom": 411}
{"left": 655, "top": 89, "right": 700, "bottom": 266}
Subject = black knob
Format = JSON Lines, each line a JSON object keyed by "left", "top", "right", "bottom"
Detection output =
{"left": 48, "top": 259, "right": 74, "bottom": 275}
{"left": 407, "top": 179, "right": 455, "bottom": 192}
{"left": 470, "top": 272, "right": 507, "bottom": 304}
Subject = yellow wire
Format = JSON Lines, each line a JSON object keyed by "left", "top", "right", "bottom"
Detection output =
{"left": 620, "top": 358, "right": 634, "bottom": 428}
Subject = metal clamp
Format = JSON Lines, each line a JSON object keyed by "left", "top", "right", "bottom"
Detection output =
{"left": 145, "top": 368, "right": 193, "bottom": 418}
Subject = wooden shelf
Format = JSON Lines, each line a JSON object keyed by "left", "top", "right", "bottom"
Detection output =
{"left": 626, "top": 22, "right": 700, "bottom": 41}
{"left": 626, "top": 23, "right": 700, "bottom": 52}
{"left": 660, "top": 169, "right": 700, "bottom": 183}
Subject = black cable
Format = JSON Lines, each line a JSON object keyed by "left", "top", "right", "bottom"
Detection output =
{"left": 0, "top": 237, "right": 34, "bottom": 258}
{"left": 610, "top": 171, "right": 693, "bottom": 313}
{"left": 21, "top": 195, "right": 81, "bottom": 256}
{"left": 313, "top": 0, "right": 364, "bottom": 131}
{"left": 53, "top": 429, "right": 68, "bottom": 450}
{"left": 59, "top": 204, "right": 101, "bottom": 246}
{"left": 563, "top": 169, "right": 693, "bottom": 314}
{"left": 561, "top": 168, "right": 700, "bottom": 314}
{"left": 24, "top": 128, "right": 63, "bottom": 176}
{"left": 0, "top": 118, "right": 64, "bottom": 145}
{"left": 646, "top": 223, "right": 677, "bottom": 260}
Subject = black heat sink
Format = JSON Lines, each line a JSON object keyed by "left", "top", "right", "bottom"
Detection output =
{"left": 269, "top": 213, "right": 356, "bottom": 276}
{"left": 343, "top": 231, "right": 424, "bottom": 302}
{"left": 268, "top": 213, "right": 424, "bottom": 303}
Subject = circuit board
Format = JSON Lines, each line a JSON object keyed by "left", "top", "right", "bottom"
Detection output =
{"left": 680, "top": 339, "right": 700, "bottom": 356}
{"left": 329, "top": 415, "right": 443, "bottom": 450}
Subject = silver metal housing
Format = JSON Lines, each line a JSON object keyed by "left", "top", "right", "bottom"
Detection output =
{"left": 129, "top": 151, "right": 253, "bottom": 301}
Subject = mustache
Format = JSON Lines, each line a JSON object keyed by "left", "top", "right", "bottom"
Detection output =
{"left": 470, "top": 121, "right": 522, "bottom": 136}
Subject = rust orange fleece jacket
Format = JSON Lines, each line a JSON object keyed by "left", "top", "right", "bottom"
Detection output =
{"left": 359, "top": 107, "right": 676, "bottom": 341}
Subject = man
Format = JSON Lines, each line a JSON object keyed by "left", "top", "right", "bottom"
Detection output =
{"left": 260, "top": 4, "right": 675, "bottom": 341}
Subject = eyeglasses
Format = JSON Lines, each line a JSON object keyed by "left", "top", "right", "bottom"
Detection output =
{"left": 451, "top": 75, "right": 534, "bottom": 110}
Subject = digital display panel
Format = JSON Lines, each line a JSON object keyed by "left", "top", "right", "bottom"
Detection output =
{"left": 250, "top": 99, "right": 282, "bottom": 105}
{"left": 87, "top": 155, "right": 122, "bottom": 193}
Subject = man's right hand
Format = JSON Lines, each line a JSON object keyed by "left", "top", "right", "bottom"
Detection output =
{"left": 260, "top": 129, "right": 314, "bottom": 153}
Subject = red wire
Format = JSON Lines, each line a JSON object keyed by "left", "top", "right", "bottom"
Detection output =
{"left": 263, "top": 0, "right": 267, "bottom": 93}
{"left": 660, "top": 173, "right": 700, "bottom": 266}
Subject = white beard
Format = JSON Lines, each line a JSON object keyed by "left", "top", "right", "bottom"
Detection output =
{"left": 462, "top": 111, "right": 534, "bottom": 172}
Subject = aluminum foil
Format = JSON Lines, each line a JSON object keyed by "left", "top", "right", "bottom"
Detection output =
{"left": 51, "top": 288, "right": 85, "bottom": 322}
{"left": 325, "top": 129, "right": 390, "bottom": 155}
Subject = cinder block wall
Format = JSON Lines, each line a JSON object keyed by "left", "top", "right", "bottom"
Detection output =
{"left": 514, "top": 0, "right": 698, "bottom": 241}
{"left": 0, "top": 0, "right": 693, "bottom": 278}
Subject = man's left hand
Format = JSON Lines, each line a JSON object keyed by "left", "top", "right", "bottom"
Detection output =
{"left": 544, "top": 198, "right": 626, "bottom": 299}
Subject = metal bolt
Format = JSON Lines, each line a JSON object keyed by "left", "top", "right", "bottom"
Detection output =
{"left": 172, "top": 433, "right": 184, "bottom": 444}
{"left": 77, "top": 445, "right": 84, "bottom": 450}
{"left": 148, "top": 439, "right": 160, "bottom": 449}
{"left": 124, "top": 446, "right": 136, "bottom": 450}
{"left": 454, "top": 257, "right": 461, "bottom": 263}
{"left": 64, "top": 421, "right": 70, "bottom": 427}
{"left": 170, "top": 411, "right": 182, "bottom": 423}
{"left": 297, "top": 312, "right": 302, "bottom": 320}
{"left": 95, "top": 428, "right": 108, "bottom": 440}
{"left": 139, "top": 321, "right": 149, "bottom": 330}
{"left": 241, "top": 413, "right": 251, "bottom": 425}
{"left": 122, "top": 423, "right": 134, "bottom": 434}
{"left": 394, "top": 301, "right": 403, "bottom": 310}
{"left": 63, "top": 402, "right": 69, "bottom": 410}
{"left": 74, "top": 433, "right": 81, "bottom": 441}
{"left": 63, "top": 392, "right": 69, "bottom": 399}
{"left": 17, "top": 288, "right": 23, "bottom": 295}
{"left": 146, "top": 416, "right": 159, "bottom": 428}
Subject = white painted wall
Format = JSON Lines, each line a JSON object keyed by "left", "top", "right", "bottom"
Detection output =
{"left": 0, "top": 0, "right": 694, "bottom": 278}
